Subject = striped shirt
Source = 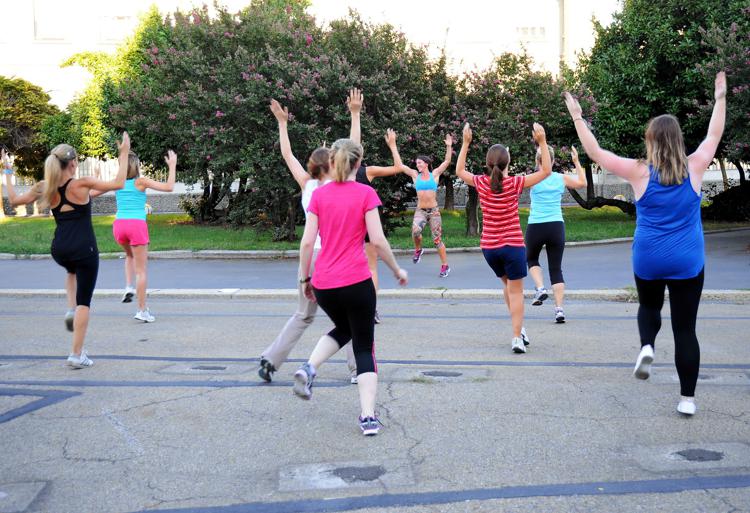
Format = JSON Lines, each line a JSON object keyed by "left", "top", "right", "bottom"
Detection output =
{"left": 473, "top": 174, "right": 526, "bottom": 249}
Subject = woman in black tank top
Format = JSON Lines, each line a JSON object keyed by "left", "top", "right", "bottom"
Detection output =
{"left": 3, "top": 134, "right": 130, "bottom": 368}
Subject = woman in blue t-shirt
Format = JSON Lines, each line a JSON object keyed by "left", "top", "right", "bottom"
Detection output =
{"left": 525, "top": 145, "right": 586, "bottom": 323}
{"left": 563, "top": 71, "right": 726, "bottom": 416}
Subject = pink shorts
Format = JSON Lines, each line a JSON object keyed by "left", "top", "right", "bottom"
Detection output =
{"left": 113, "top": 219, "right": 150, "bottom": 246}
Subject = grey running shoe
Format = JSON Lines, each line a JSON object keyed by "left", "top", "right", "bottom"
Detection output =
{"left": 359, "top": 416, "right": 382, "bottom": 436}
{"left": 293, "top": 362, "right": 316, "bottom": 400}
{"left": 532, "top": 287, "right": 548, "bottom": 306}
{"left": 511, "top": 337, "right": 526, "bottom": 354}
{"left": 67, "top": 350, "right": 93, "bottom": 369}
{"left": 134, "top": 309, "right": 155, "bottom": 323}
{"left": 64, "top": 309, "right": 75, "bottom": 332}
{"left": 633, "top": 345, "right": 654, "bottom": 380}
{"left": 555, "top": 307, "right": 566, "bottom": 324}
{"left": 258, "top": 358, "right": 276, "bottom": 382}
{"left": 521, "top": 326, "right": 530, "bottom": 346}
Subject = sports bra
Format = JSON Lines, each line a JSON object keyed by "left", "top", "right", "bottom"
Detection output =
{"left": 415, "top": 172, "right": 437, "bottom": 192}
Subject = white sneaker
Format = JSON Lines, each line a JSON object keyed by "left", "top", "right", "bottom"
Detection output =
{"left": 134, "top": 309, "right": 155, "bottom": 323}
{"left": 555, "top": 307, "right": 565, "bottom": 324}
{"left": 67, "top": 350, "right": 93, "bottom": 369}
{"left": 350, "top": 372, "right": 358, "bottom": 385}
{"left": 64, "top": 309, "right": 75, "bottom": 332}
{"left": 633, "top": 345, "right": 654, "bottom": 380}
{"left": 520, "top": 326, "right": 530, "bottom": 346}
{"left": 677, "top": 397, "right": 696, "bottom": 416}
{"left": 121, "top": 286, "right": 135, "bottom": 303}
{"left": 511, "top": 337, "right": 526, "bottom": 354}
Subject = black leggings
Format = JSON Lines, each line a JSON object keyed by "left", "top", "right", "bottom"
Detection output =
{"left": 52, "top": 253, "right": 99, "bottom": 308}
{"left": 634, "top": 269, "right": 704, "bottom": 397}
{"left": 313, "top": 278, "right": 377, "bottom": 375}
{"left": 525, "top": 221, "right": 565, "bottom": 284}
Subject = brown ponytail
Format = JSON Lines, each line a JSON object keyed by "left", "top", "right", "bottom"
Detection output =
{"left": 307, "top": 147, "right": 330, "bottom": 179}
{"left": 486, "top": 144, "right": 510, "bottom": 194}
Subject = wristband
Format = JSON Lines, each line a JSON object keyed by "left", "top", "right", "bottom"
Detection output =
{"left": 3, "top": 169, "right": 12, "bottom": 175}
{"left": 299, "top": 277, "right": 311, "bottom": 283}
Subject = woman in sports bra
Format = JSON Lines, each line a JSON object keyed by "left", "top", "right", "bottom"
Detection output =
{"left": 2, "top": 134, "right": 130, "bottom": 368}
{"left": 400, "top": 134, "right": 453, "bottom": 277}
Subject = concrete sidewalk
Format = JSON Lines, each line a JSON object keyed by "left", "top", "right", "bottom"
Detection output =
{"left": 0, "top": 296, "right": 749, "bottom": 512}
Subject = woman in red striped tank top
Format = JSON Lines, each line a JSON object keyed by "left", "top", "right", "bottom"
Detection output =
{"left": 456, "top": 122, "right": 552, "bottom": 354}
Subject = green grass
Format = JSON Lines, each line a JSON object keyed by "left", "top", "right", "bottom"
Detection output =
{"left": 0, "top": 207, "right": 748, "bottom": 255}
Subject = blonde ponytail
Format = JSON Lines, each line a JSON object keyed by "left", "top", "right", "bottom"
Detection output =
{"left": 41, "top": 144, "right": 77, "bottom": 209}
{"left": 329, "top": 138, "right": 363, "bottom": 182}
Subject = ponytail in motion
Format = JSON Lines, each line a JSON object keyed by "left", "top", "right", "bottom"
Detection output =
{"left": 486, "top": 144, "right": 510, "bottom": 194}
{"left": 41, "top": 144, "right": 77, "bottom": 209}
{"left": 329, "top": 138, "right": 363, "bottom": 183}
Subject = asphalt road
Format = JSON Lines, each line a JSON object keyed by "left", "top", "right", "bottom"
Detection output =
{"left": 1, "top": 231, "right": 749, "bottom": 291}
{"left": 0, "top": 297, "right": 748, "bottom": 512}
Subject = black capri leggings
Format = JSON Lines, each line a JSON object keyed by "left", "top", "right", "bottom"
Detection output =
{"left": 313, "top": 278, "right": 378, "bottom": 375}
{"left": 634, "top": 269, "right": 704, "bottom": 397}
{"left": 52, "top": 253, "right": 99, "bottom": 308}
{"left": 525, "top": 221, "right": 565, "bottom": 284}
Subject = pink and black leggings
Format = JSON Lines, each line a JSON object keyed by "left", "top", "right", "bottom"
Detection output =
{"left": 313, "top": 278, "right": 377, "bottom": 375}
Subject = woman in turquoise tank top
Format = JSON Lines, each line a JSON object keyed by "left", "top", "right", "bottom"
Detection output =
{"left": 563, "top": 72, "right": 726, "bottom": 416}
{"left": 96, "top": 147, "right": 176, "bottom": 323}
{"left": 400, "top": 134, "right": 453, "bottom": 277}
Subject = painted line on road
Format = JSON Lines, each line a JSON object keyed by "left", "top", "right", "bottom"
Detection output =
{"left": 0, "top": 379, "right": 350, "bottom": 389}
{"left": 0, "top": 388, "right": 81, "bottom": 424}
{"left": 130, "top": 474, "right": 750, "bottom": 513}
{"left": 2, "top": 354, "right": 750, "bottom": 370}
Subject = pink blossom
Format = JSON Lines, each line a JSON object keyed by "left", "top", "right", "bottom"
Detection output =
{"left": 169, "top": 114, "right": 177, "bottom": 120}
{"left": 305, "top": 33, "right": 313, "bottom": 46}
{"left": 215, "top": 110, "right": 225, "bottom": 118}
{"left": 224, "top": 31, "right": 234, "bottom": 38}
{"left": 206, "top": 155, "right": 211, "bottom": 160}
{"left": 151, "top": 46, "right": 159, "bottom": 55}
{"left": 208, "top": 127, "right": 217, "bottom": 135}
{"left": 241, "top": 72, "right": 250, "bottom": 80}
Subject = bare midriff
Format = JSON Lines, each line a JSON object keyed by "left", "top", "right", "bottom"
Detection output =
{"left": 416, "top": 189, "right": 438, "bottom": 210}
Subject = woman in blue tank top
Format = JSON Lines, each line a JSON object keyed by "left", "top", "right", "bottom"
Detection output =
{"left": 563, "top": 72, "right": 727, "bottom": 416}
{"left": 525, "top": 145, "right": 586, "bottom": 323}
{"left": 94, "top": 148, "right": 176, "bottom": 323}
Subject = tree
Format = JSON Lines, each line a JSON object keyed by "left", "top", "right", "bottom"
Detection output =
{"left": 0, "top": 76, "right": 59, "bottom": 179}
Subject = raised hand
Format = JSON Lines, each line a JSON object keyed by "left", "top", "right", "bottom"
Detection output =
{"left": 117, "top": 131, "right": 130, "bottom": 154}
{"left": 462, "top": 123, "right": 472, "bottom": 145}
{"left": 532, "top": 123, "right": 547, "bottom": 144}
{"left": 563, "top": 92, "right": 583, "bottom": 120}
{"left": 164, "top": 150, "right": 177, "bottom": 169}
{"left": 714, "top": 71, "right": 727, "bottom": 101}
{"left": 270, "top": 99, "right": 289, "bottom": 123}
{"left": 571, "top": 145, "right": 579, "bottom": 163}
{"left": 384, "top": 128, "right": 397, "bottom": 147}
{"left": 445, "top": 133, "right": 453, "bottom": 147}
{"left": 347, "top": 88, "right": 363, "bottom": 114}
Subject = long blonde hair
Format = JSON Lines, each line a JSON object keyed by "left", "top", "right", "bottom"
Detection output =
{"left": 329, "top": 138, "right": 363, "bottom": 183}
{"left": 127, "top": 151, "right": 141, "bottom": 179}
{"left": 645, "top": 114, "right": 688, "bottom": 185}
{"left": 41, "top": 144, "right": 77, "bottom": 209}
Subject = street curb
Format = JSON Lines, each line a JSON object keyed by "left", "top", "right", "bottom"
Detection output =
{"left": 2, "top": 227, "right": 748, "bottom": 261}
{"left": 1, "top": 288, "right": 748, "bottom": 302}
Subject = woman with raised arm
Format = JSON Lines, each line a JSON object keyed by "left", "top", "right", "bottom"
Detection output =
{"left": 349, "top": 90, "right": 407, "bottom": 323}
{"left": 400, "top": 135, "right": 453, "bottom": 277}
{"left": 2, "top": 135, "right": 129, "bottom": 367}
{"left": 258, "top": 90, "right": 372, "bottom": 384}
{"left": 292, "top": 138, "right": 408, "bottom": 436}
{"left": 563, "top": 71, "right": 727, "bottom": 416}
{"left": 525, "top": 145, "right": 587, "bottom": 323}
{"left": 107, "top": 149, "right": 176, "bottom": 323}
{"left": 455, "top": 122, "right": 552, "bottom": 354}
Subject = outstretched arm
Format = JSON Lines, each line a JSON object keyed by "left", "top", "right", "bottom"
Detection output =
{"left": 562, "top": 145, "right": 587, "bottom": 189}
{"left": 2, "top": 150, "right": 44, "bottom": 206}
{"left": 455, "top": 123, "right": 475, "bottom": 187}
{"left": 270, "top": 99, "right": 309, "bottom": 190}
{"left": 77, "top": 132, "right": 129, "bottom": 193}
{"left": 432, "top": 133, "right": 453, "bottom": 178}
{"left": 688, "top": 71, "right": 726, "bottom": 176}
{"left": 523, "top": 123, "right": 553, "bottom": 188}
{"left": 563, "top": 92, "right": 643, "bottom": 183}
{"left": 366, "top": 130, "right": 407, "bottom": 181}
{"left": 140, "top": 150, "right": 177, "bottom": 192}
{"left": 348, "top": 88, "right": 363, "bottom": 144}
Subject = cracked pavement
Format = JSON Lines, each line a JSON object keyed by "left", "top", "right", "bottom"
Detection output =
{"left": 0, "top": 296, "right": 748, "bottom": 513}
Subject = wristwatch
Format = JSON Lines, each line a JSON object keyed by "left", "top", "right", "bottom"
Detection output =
{"left": 299, "top": 277, "right": 311, "bottom": 283}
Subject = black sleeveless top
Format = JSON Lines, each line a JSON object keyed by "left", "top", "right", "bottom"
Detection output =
{"left": 50, "top": 179, "right": 98, "bottom": 260}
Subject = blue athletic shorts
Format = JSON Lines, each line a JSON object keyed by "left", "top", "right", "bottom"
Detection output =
{"left": 482, "top": 246, "right": 527, "bottom": 280}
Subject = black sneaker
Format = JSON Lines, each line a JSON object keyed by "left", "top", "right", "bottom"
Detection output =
{"left": 258, "top": 358, "right": 276, "bottom": 382}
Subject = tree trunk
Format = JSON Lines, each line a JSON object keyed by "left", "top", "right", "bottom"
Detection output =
{"left": 443, "top": 176, "right": 455, "bottom": 210}
{"left": 465, "top": 186, "right": 479, "bottom": 236}
{"left": 719, "top": 158, "right": 728, "bottom": 190}
{"left": 733, "top": 160, "right": 747, "bottom": 187}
